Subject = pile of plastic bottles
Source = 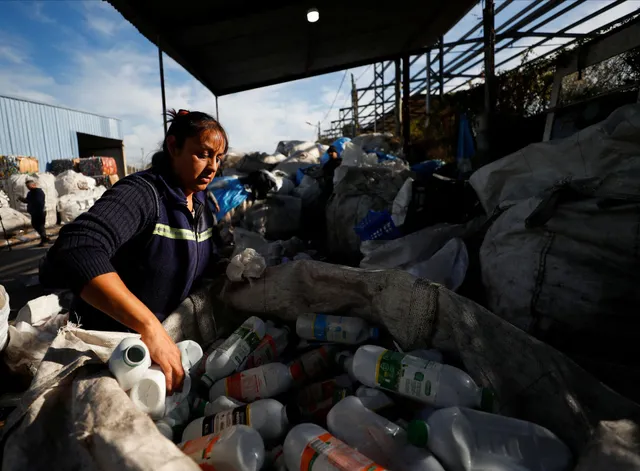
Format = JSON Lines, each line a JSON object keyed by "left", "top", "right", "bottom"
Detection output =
{"left": 108, "top": 314, "right": 573, "bottom": 471}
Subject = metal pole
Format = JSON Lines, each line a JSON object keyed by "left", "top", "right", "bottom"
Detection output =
{"left": 394, "top": 59, "right": 401, "bottom": 137}
{"left": 481, "top": 0, "right": 496, "bottom": 164}
{"left": 158, "top": 36, "right": 167, "bottom": 136}
{"left": 438, "top": 36, "right": 444, "bottom": 96}
{"left": 373, "top": 63, "right": 378, "bottom": 133}
{"left": 402, "top": 55, "right": 411, "bottom": 157}
{"left": 215, "top": 96, "right": 219, "bottom": 121}
{"left": 425, "top": 50, "right": 431, "bottom": 129}
{"left": 351, "top": 73, "right": 359, "bottom": 136}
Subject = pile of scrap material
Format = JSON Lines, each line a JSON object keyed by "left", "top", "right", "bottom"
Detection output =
{"left": 3, "top": 107, "right": 640, "bottom": 470}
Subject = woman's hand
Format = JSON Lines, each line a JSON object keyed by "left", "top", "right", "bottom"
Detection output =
{"left": 140, "top": 321, "right": 185, "bottom": 395}
{"left": 79, "top": 273, "right": 185, "bottom": 394}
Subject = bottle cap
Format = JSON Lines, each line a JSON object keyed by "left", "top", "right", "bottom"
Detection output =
{"left": 123, "top": 344, "right": 147, "bottom": 367}
{"left": 481, "top": 388, "right": 495, "bottom": 412}
{"left": 407, "top": 420, "right": 429, "bottom": 447}
{"left": 192, "top": 397, "right": 209, "bottom": 417}
{"left": 370, "top": 327, "right": 380, "bottom": 340}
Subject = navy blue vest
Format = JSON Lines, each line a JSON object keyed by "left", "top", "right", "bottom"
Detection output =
{"left": 73, "top": 169, "right": 218, "bottom": 331}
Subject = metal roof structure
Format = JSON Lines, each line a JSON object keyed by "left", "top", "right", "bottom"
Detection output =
{"left": 106, "top": 0, "right": 478, "bottom": 97}
{"left": 326, "top": 0, "right": 640, "bottom": 138}
{"left": 0, "top": 94, "right": 123, "bottom": 172}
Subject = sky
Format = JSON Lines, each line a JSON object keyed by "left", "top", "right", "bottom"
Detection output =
{"left": 0, "top": 1, "right": 637, "bottom": 167}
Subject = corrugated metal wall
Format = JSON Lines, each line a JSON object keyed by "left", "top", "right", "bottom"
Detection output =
{"left": 0, "top": 95, "right": 123, "bottom": 172}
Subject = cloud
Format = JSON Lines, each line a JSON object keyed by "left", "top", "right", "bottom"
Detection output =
{"left": 30, "top": 2, "right": 55, "bottom": 24}
{"left": 82, "top": 1, "right": 125, "bottom": 37}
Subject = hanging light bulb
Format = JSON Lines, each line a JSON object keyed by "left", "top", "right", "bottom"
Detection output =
{"left": 307, "top": 8, "right": 319, "bottom": 23}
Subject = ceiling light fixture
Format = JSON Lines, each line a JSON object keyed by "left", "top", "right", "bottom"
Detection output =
{"left": 307, "top": 8, "right": 319, "bottom": 23}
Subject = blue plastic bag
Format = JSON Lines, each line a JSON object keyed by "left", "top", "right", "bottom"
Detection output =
{"left": 296, "top": 164, "right": 321, "bottom": 186}
{"left": 207, "top": 177, "right": 249, "bottom": 219}
{"left": 320, "top": 137, "right": 351, "bottom": 165}
{"left": 411, "top": 160, "right": 445, "bottom": 177}
{"left": 354, "top": 210, "right": 402, "bottom": 242}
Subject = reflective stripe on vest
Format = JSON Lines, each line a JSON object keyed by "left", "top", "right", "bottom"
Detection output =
{"left": 152, "top": 223, "right": 213, "bottom": 242}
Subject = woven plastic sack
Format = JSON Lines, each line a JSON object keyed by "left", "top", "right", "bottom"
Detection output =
{"left": 1, "top": 265, "right": 640, "bottom": 470}
{"left": 326, "top": 166, "right": 408, "bottom": 260}
{"left": 0, "top": 285, "right": 9, "bottom": 351}
{"left": 55, "top": 170, "right": 97, "bottom": 196}
{"left": 243, "top": 195, "right": 301, "bottom": 239}
{"left": 0, "top": 207, "right": 30, "bottom": 235}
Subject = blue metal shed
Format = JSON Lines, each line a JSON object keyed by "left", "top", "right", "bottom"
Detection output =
{"left": 0, "top": 94, "right": 124, "bottom": 175}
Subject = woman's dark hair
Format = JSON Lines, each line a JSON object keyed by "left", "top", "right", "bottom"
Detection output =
{"left": 151, "top": 109, "right": 229, "bottom": 169}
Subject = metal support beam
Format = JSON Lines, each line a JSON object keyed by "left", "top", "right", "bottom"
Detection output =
{"left": 402, "top": 55, "right": 411, "bottom": 156}
{"left": 351, "top": 73, "right": 359, "bottom": 136}
{"left": 158, "top": 36, "right": 167, "bottom": 136}
{"left": 215, "top": 96, "right": 219, "bottom": 121}
{"left": 439, "top": 36, "right": 444, "bottom": 96}
{"left": 425, "top": 50, "right": 431, "bottom": 129}
{"left": 480, "top": 0, "right": 496, "bottom": 165}
{"left": 394, "top": 59, "right": 401, "bottom": 137}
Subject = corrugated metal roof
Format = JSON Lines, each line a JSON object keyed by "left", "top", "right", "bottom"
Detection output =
{"left": 0, "top": 94, "right": 122, "bottom": 172}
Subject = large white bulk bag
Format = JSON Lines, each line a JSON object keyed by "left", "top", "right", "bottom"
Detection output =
{"left": 54, "top": 170, "right": 96, "bottom": 196}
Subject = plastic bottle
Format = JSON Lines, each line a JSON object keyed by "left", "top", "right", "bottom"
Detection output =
{"left": 192, "top": 396, "right": 245, "bottom": 418}
{"left": 353, "top": 345, "right": 493, "bottom": 410}
{"left": 284, "top": 423, "right": 389, "bottom": 471}
{"left": 296, "top": 314, "right": 379, "bottom": 344}
{"left": 155, "top": 399, "right": 191, "bottom": 441}
{"left": 355, "top": 386, "right": 395, "bottom": 412}
{"left": 287, "top": 374, "right": 353, "bottom": 425}
{"left": 108, "top": 337, "right": 152, "bottom": 391}
{"left": 192, "top": 338, "right": 225, "bottom": 378}
{"left": 209, "top": 363, "right": 292, "bottom": 402}
{"left": 335, "top": 351, "right": 358, "bottom": 382}
{"left": 327, "top": 396, "right": 445, "bottom": 471}
{"left": 288, "top": 345, "right": 338, "bottom": 385}
{"left": 245, "top": 323, "right": 290, "bottom": 369}
{"left": 266, "top": 445, "right": 287, "bottom": 471}
{"left": 407, "top": 407, "right": 573, "bottom": 471}
{"left": 129, "top": 365, "right": 166, "bottom": 420}
{"left": 408, "top": 349, "right": 444, "bottom": 364}
{"left": 179, "top": 424, "right": 265, "bottom": 471}
{"left": 177, "top": 340, "right": 204, "bottom": 371}
{"left": 201, "top": 316, "right": 266, "bottom": 389}
{"left": 182, "top": 399, "right": 288, "bottom": 442}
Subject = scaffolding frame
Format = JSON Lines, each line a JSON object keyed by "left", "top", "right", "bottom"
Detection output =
{"left": 324, "top": 0, "right": 640, "bottom": 149}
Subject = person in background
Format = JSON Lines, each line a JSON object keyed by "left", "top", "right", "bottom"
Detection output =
{"left": 19, "top": 177, "right": 49, "bottom": 246}
{"left": 40, "top": 109, "right": 227, "bottom": 394}
{"left": 322, "top": 145, "right": 342, "bottom": 193}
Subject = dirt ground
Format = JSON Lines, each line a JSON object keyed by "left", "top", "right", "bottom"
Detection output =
{"left": 0, "top": 226, "right": 61, "bottom": 320}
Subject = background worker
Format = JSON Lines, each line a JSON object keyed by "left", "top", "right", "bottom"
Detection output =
{"left": 19, "top": 177, "right": 49, "bottom": 246}
{"left": 40, "top": 109, "right": 226, "bottom": 393}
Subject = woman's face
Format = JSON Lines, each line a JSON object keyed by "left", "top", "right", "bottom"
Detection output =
{"left": 167, "top": 129, "right": 226, "bottom": 196}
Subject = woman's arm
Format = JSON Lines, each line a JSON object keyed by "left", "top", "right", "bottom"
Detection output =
{"left": 41, "top": 178, "right": 184, "bottom": 393}
{"left": 82, "top": 273, "right": 184, "bottom": 393}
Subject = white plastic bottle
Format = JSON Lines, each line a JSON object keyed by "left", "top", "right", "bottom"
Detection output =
{"left": 284, "top": 423, "right": 389, "bottom": 471}
{"left": 266, "top": 445, "right": 287, "bottom": 471}
{"left": 192, "top": 396, "right": 245, "bottom": 418}
{"left": 179, "top": 425, "right": 265, "bottom": 471}
{"left": 155, "top": 399, "right": 191, "bottom": 441}
{"left": 192, "top": 338, "right": 225, "bottom": 378}
{"left": 129, "top": 365, "right": 166, "bottom": 420}
{"left": 201, "top": 316, "right": 266, "bottom": 388}
{"left": 296, "top": 314, "right": 379, "bottom": 344}
{"left": 353, "top": 345, "right": 493, "bottom": 410}
{"left": 407, "top": 408, "right": 573, "bottom": 471}
{"left": 108, "top": 337, "right": 152, "bottom": 391}
{"left": 327, "top": 396, "right": 445, "bottom": 471}
{"left": 355, "top": 386, "right": 395, "bottom": 412}
{"left": 287, "top": 374, "right": 353, "bottom": 425}
{"left": 209, "top": 363, "right": 292, "bottom": 402}
{"left": 182, "top": 399, "right": 288, "bottom": 442}
{"left": 335, "top": 351, "right": 358, "bottom": 382}
{"left": 177, "top": 340, "right": 204, "bottom": 372}
{"left": 245, "top": 323, "right": 290, "bottom": 369}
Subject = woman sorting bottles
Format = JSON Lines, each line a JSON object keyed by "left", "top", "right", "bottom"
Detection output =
{"left": 40, "top": 109, "right": 226, "bottom": 394}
